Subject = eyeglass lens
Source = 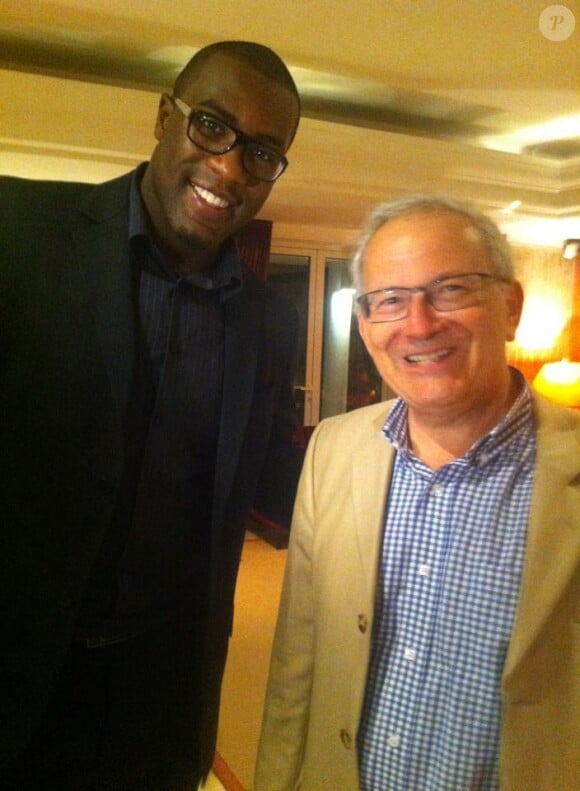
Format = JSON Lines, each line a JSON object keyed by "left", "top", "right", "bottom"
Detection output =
{"left": 361, "top": 273, "right": 496, "bottom": 322}
{"left": 188, "top": 111, "right": 286, "bottom": 182}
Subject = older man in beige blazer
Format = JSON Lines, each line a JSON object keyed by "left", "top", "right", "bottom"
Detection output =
{"left": 255, "top": 196, "right": 580, "bottom": 791}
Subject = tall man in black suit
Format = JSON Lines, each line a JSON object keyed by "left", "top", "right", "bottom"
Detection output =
{"left": 1, "top": 40, "right": 301, "bottom": 789}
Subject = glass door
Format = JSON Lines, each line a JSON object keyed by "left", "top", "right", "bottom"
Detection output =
{"left": 268, "top": 251, "right": 316, "bottom": 424}
{"left": 268, "top": 248, "right": 385, "bottom": 427}
{"left": 320, "top": 258, "right": 383, "bottom": 419}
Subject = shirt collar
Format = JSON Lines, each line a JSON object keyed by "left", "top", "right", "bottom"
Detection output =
{"left": 383, "top": 368, "right": 534, "bottom": 466}
{"left": 128, "top": 164, "right": 243, "bottom": 301}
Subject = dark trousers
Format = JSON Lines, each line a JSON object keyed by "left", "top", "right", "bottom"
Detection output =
{"left": 4, "top": 621, "right": 203, "bottom": 790}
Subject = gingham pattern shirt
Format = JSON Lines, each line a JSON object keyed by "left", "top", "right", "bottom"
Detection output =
{"left": 358, "top": 383, "right": 536, "bottom": 791}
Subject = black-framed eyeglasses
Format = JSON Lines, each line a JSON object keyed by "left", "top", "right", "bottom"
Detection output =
{"left": 356, "top": 272, "right": 508, "bottom": 323}
{"left": 168, "top": 95, "right": 288, "bottom": 183}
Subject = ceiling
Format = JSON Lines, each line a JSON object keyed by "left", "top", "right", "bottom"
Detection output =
{"left": 1, "top": 0, "right": 579, "bottom": 246}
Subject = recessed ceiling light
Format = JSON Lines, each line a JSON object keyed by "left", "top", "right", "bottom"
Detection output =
{"left": 501, "top": 200, "right": 522, "bottom": 214}
{"left": 481, "top": 113, "right": 580, "bottom": 155}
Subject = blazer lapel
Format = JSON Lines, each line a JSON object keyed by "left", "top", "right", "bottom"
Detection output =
{"left": 503, "top": 404, "right": 580, "bottom": 684}
{"left": 351, "top": 408, "right": 395, "bottom": 596}
{"left": 74, "top": 175, "right": 135, "bottom": 420}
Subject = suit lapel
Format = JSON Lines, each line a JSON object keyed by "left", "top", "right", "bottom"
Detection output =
{"left": 74, "top": 175, "right": 135, "bottom": 420}
{"left": 351, "top": 408, "right": 395, "bottom": 596}
{"left": 503, "top": 403, "right": 580, "bottom": 683}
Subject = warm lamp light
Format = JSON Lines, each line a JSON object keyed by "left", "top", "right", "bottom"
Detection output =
{"left": 532, "top": 359, "right": 580, "bottom": 408}
{"left": 562, "top": 239, "right": 580, "bottom": 261}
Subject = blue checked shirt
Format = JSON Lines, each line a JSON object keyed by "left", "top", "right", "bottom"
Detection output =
{"left": 358, "top": 382, "right": 536, "bottom": 791}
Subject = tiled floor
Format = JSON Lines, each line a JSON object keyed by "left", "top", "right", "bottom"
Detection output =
{"left": 215, "top": 532, "right": 288, "bottom": 790}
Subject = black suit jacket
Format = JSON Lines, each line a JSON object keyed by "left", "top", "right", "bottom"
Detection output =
{"left": 0, "top": 171, "right": 301, "bottom": 775}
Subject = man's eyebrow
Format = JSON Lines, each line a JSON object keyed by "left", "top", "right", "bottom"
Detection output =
{"left": 196, "top": 99, "right": 286, "bottom": 149}
{"left": 369, "top": 272, "right": 473, "bottom": 291}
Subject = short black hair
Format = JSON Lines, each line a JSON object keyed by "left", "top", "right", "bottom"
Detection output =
{"left": 174, "top": 40, "right": 300, "bottom": 114}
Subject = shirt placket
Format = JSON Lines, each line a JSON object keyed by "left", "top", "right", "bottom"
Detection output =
{"left": 387, "top": 467, "right": 458, "bottom": 788}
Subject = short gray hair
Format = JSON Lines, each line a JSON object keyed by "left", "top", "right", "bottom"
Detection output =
{"left": 350, "top": 194, "right": 514, "bottom": 296}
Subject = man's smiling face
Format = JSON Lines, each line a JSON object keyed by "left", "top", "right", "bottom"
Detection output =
{"left": 141, "top": 53, "right": 299, "bottom": 267}
{"left": 357, "top": 211, "right": 523, "bottom": 425}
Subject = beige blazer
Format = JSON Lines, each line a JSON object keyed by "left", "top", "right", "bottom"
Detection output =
{"left": 255, "top": 394, "right": 580, "bottom": 791}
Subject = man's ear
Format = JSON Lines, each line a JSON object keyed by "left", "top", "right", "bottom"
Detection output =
{"left": 357, "top": 312, "right": 372, "bottom": 353}
{"left": 505, "top": 280, "right": 524, "bottom": 342}
{"left": 154, "top": 94, "right": 174, "bottom": 141}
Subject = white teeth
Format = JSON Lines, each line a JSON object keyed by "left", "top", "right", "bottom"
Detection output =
{"left": 407, "top": 350, "right": 449, "bottom": 363}
{"left": 193, "top": 185, "right": 229, "bottom": 209}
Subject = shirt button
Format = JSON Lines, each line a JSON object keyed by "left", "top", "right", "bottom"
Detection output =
{"left": 418, "top": 563, "right": 430, "bottom": 577}
{"left": 404, "top": 647, "right": 417, "bottom": 662}
{"left": 357, "top": 614, "right": 368, "bottom": 634}
{"left": 432, "top": 483, "right": 444, "bottom": 496}
{"left": 340, "top": 729, "right": 353, "bottom": 749}
{"left": 387, "top": 733, "right": 401, "bottom": 748}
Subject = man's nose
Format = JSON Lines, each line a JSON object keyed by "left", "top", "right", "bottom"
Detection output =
{"left": 207, "top": 145, "right": 250, "bottom": 184}
{"left": 404, "top": 292, "right": 441, "bottom": 336}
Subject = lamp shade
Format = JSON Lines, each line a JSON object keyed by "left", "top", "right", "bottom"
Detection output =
{"left": 532, "top": 359, "right": 580, "bottom": 408}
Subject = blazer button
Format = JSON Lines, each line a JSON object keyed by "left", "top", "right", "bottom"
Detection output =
{"left": 358, "top": 613, "right": 368, "bottom": 633}
{"left": 340, "top": 729, "right": 353, "bottom": 749}
{"left": 57, "top": 590, "right": 75, "bottom": 611}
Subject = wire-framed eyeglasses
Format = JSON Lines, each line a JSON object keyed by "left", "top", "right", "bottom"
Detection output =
{"left": 356, "top": 272, "right": 507, "bottom": 323}
{"left": 169, "top": 95, "right": 288, "bottom": 183}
